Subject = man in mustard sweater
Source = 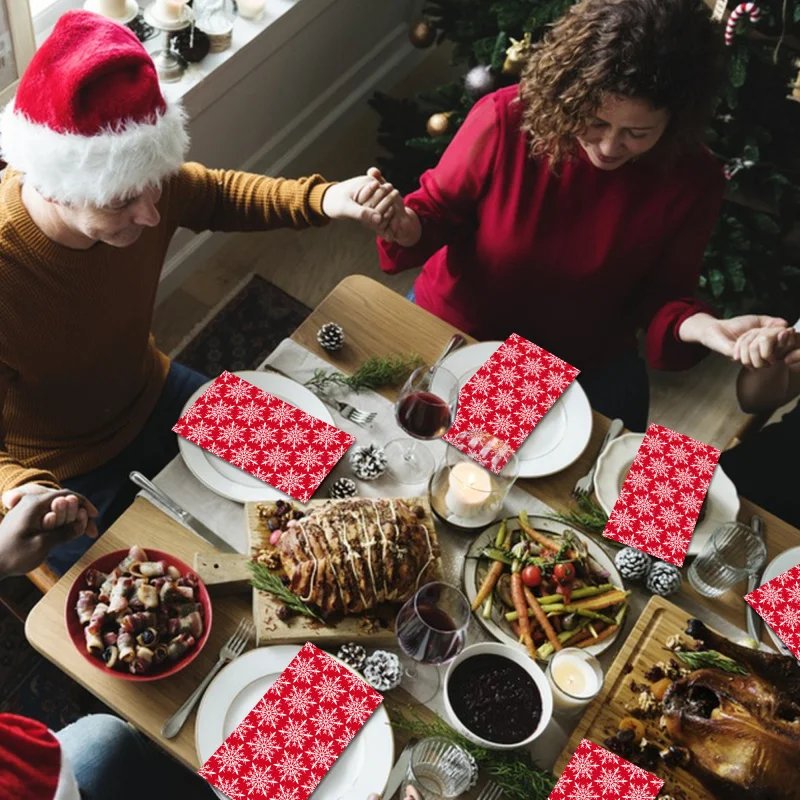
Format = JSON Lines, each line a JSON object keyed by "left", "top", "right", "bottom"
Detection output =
{"left": 0, "top": 11, "right": 395, "bottom": 574}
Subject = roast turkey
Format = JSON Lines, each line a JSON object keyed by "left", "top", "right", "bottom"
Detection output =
{"left": 661, "top": 619, "right": 800, "bottom": 799}
{"left": 276, "top": 498, "right": 441, "bottom": 615}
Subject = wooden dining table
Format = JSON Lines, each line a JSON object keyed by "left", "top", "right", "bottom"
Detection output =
{"left": 25, "top": 274, "right": 800, "bottom": 788}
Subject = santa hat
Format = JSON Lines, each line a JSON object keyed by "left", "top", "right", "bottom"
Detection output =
{"left": 0, "top": 714, "right": 81, "bottom": 800}
{"left": 0, "top": 10, "right": 188, "bottom": 207}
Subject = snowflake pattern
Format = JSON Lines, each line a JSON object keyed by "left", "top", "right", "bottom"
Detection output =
{"left": 603, "top": 424, "right": 721, "bottom": 566}
{"left": 746, "top": 563, "right": 800, "bottom": 660}
{"left": 442, "top": 334, "right": 579, "bottom": 474}
{"left": 199, "top": 642, "right": 383, "bottom": 800}
{"left": 173, "top": 372, "right": 354, "bottom": 503}
{"left": 549, "top": 740, "right": 663, "bottom": 800}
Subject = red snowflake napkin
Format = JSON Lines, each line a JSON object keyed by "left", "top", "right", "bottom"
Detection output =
{"left": 198, "top": 641, "right": 383, "bottom": 800}
{"left": 602, "top": 423, "right": 721, "bottom": 567}
{"left": 745, "top": 563, "right": 800, "bottom": 659}
{"left": 549, "top": 739, "right": 664, "bottom": 800}
{"left": 443, "top": 333, "right": 579, "bottom": 473}
{"left": 173, "top": 371, "right": 354, "bottom": 503}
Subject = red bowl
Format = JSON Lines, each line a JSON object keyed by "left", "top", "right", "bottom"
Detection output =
{"left": 65, "top": 548, "right": 213, "bottom": 682}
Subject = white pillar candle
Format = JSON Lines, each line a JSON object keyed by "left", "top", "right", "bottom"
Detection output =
{"left": 95, "top": 0, "right": 127, "bottom": 17}
{"left": 154, "top": 0, "right": 186, "bottom": 22}
{"left": 546, "top": 648, "right": 603, "bottom": 714}
{"left": 444, "top": 462, "right": 492, "bottom": 519}
{"left": 236, "top": 0, "right": 266, "bottom": 18}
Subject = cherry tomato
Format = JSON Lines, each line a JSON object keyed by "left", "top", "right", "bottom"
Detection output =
{"left": 554, "top": 562, "right": 575, "bottom": 584}
{"left": 521, "top": 565, "right": 542, "bottom": 588}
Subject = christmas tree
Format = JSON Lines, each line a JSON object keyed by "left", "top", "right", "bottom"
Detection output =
{"left": 370, "top": 0, "right": 800, "bottom": 317}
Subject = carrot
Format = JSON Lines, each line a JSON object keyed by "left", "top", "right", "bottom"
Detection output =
{"left": 511, "top": 571, "right": 536, "bottom": 658}
{"left": 522, "top": 586, "right": 542, "bottom": 630}
{"left": 471, "top": 522, "right": 511, "bottom": 611}
{"left": 569, "top": 630, "right": 593, "bottom": 646}
{"left": 472, "top": 560, "right": 505, "bottom": 611}
{"left": 577, "top": 624, "right": 618, "bottom": 647}
{"left": 509, "top": 619, "right": 522, "bottom": 639}
{"left": 521, "top": 576, "right": 562, "bottom": 653}
{"left": 518, "top": 515, "right": 561, "bottom": 552}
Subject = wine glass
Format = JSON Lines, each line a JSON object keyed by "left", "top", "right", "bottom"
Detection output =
{"left": 395, "top": 581, "right": 470, "bottom": 704}
{"left": 385, "top": 365, "right": 459, "bottom": 485}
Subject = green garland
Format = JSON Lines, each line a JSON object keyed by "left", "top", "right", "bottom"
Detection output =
{"left": 304, "top": 353, "right": 424, "bottom": 394}
{"left": 388, "top": 703, "right": 557, "bottom": 800}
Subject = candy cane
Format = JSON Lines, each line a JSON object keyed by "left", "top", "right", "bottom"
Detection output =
{"left": 725, "top": 2, "right": 761, "bottom": 46}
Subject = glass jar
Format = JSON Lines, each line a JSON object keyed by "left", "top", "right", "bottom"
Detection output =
{"left": 194, "top": 0, "right": 235, "bottom": 51}
{"left": 429, "top": 431, "right": 519, "bottom": 532}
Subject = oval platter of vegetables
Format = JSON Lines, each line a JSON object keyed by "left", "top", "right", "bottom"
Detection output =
{"left": 463, "top": 512, "right": 629, "bottom": 662}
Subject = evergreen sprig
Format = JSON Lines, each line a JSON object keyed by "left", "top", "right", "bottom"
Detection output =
{"left": 675, "top": 649, "right": 748, "bottom": 675}
{"left": 303, "top": 353, "right": 424, "bottom": 394}
{"left": 388, "top": 703, "right": 558, "bottom": 800}
{"left": 248, "top": 562, "right": 324, "bottom": 621}
{"left": 545, "top": 494, "right": 609, "bottom": 535}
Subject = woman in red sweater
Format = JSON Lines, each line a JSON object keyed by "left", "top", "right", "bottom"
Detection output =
{"left": 373, "top": 0, "right": 786, "bottom": 431}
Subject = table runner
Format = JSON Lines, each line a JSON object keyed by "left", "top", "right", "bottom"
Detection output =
{"left": 148, "top": 338, "right": 651, "bottom": 770}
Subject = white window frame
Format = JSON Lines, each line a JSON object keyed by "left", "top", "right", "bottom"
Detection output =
{"left": 0, "top": 0, "right": 36, "bottom": 106}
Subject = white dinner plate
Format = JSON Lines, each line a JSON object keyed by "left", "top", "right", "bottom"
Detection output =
{"left": 438, "top": 342, "right": 593, "bottom": 477}
{"left": 759, "top": 546, "right": 800, "bottom": 657}
{"left": 177, "top": 371, "right": 335, "bottom": 503}
{"left": 463, "top": 516, "right": 625, "bottom": 660}
{"left": 196, "top": 645, "right": 394, "bottom": 800}
{"left": 593, "top": 432, "right": 741, "bottom": 557}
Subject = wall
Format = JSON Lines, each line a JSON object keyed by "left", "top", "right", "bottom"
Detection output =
{"left": 156, "top": 0, "right": 425, "bottom": 303}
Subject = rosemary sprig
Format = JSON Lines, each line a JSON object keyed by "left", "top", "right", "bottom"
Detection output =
{"left": 388, "top": 703, "right": 557, "bottom": 800}
{"left": 248, "top": 562, "right": 323, "bottom": 621}
{"left": 304, "top": 353, "right": 423, "bottom": 394}
{"left": 547, "top": 495, "right": 609, "bottom": 535}
{"left": 674, "top": 649, "right": 748, "bottom": 675}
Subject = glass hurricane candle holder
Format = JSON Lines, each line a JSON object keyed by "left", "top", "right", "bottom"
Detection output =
{"left": 429, "top": 431, "right": 519, "bottom": 532}
{"left": 546, "top": 647, "right": 604, "bottom": 717}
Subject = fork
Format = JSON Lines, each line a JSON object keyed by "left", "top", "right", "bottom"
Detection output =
{"left": 476, "top": 781, "right": 504, "bottom": 800}
{"left": 572, "top": 417, "right": 624, "bottom": 499}
{"left": 161, "top": 617, "right": 254, "bottom": 739}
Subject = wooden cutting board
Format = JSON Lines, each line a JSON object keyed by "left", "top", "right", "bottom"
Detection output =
{"left": 195, "top": 497, "right": 438, "bottom": 647}
{"left": 555, "top": 595, "right": 740, "bottom": 799}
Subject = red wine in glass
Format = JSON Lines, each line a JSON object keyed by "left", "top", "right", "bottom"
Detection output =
{"left": 397, "top": 603, "right": 465, "bottom": 664}
{"left": 397, "top": 391, "right": 453, "bottom": 439}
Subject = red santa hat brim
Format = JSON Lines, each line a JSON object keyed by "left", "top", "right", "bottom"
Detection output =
{"left": 0, "top": 99, "right": 188, "bottom": 207}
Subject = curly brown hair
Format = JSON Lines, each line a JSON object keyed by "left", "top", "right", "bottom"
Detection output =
{"left": 518, "top": 0, "right": 721, "bottom": 164}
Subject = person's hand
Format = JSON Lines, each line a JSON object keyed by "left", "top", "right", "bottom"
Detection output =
{"left": 3, "top": 482, "right": 99, "bottom": 538}
{"left": 679, "top": 312, "right": 788, "bottom": 358}
{"left": 321, "top": 171, "right": 397, "bottom": 232}
{"left": 0, "top": 489, "right": 98, "bottom": 578}
{"left": 733, "top": 326, "right": 800, "bottom": 369}
{"left": 357, "top": 167, "right": 422, "bottom": 247}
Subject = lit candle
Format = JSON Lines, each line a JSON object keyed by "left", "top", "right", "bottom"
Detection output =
{"left": 546, "top": 648, "right": 603, "bottom": 715}
{"left": 444, "top": 462, "right": 492, "bottom": 519}
{"left": 95, "top": 0, "right": 127, "bottom": 17}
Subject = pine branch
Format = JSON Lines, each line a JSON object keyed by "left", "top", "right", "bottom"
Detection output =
{"left": 674, "top": 649, "right": 748, "bottom": 675}
{"left": 303, "top": 353, "right": 424, "bottom": 394}
{"left": 248, "top": 562, "right": 323, "bottom": 621}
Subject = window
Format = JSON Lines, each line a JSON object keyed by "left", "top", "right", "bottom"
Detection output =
{"left": 0, "top": 0, "right": 34, "bottom": 105}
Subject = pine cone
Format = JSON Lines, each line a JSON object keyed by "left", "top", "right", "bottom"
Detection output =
{"left": 615, "top": 547, "right": 652, "bottom": 581}
{"left": 363, "top": 650, "right": 401, "bottom": 691}
{"left": 646, "top": 561, "right": 682, "bottom": 597}
{"left": 317, "top": 322, "right": 345, "bottom": 352}
{"left": 349, "top": 444, "right": 387, "bottom": 481}
{"left": 337, "top": 643, "right": 367, "bottom": 672}
{"left": 329, "top": 477, "right": 357, "bottom": 499}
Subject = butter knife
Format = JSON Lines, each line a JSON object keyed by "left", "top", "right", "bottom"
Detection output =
{"left": 129, "top": 471, "right": 237, "bottom": 554}
{"left": 382, "top": 739, "right": 417, "bottom": 800}
{"left": 746, "top": 514, "right": 766, "bottom": 643}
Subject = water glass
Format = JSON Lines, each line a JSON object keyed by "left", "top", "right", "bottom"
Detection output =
{"left": 406, "top": 737, "right": 476, "bottom": 799}
{"left": 688, "top": 522, "right": 767, "bottom": 598}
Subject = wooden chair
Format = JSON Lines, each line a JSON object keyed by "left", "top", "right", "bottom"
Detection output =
{"left": 26, "top": 564, "right": 58, "bottom": 594}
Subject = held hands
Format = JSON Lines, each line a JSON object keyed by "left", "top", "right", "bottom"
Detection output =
{"left": 356, "top": 168, "right": 422, "bottom": 247}
{"left": 733, "top": 325, "right": 800, "bottom": 369}
{"left": 680, "top": 313, "right": 789, "bottom": 361}
{"left": 0, "top": 488, "right": 99, "bottom": 578}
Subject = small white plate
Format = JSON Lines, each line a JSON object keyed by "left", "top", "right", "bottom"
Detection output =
{"left": 177, "top": 371, "right": 335, "bottom": 503}
{"left": 195, "top": 645, "right": 394, "bottom": 800}
{"left": 463, "top": 516, "right": 625, "bottom": 660}
{"left": 439, "top": 342, "right": 593, "bottom": 477}
{"left": 759, "top": 546, "right": 800, "bottom": 657}
{"left": 593, "top": 433, "right": 741, "bottom": 557}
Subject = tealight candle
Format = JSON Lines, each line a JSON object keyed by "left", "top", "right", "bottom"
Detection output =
{"left": 153, "top": 0, "right": 187, "bottom": 22}
{"left": 546, "top": 648, "right": 603, "bottom": 715}
{"left": 236, "top": 0, "right": 266, "bottom": 18}
{"left": 444, "top": 462, "right": 492, "bottom": 519}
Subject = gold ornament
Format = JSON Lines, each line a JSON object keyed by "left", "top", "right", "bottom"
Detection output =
{"left": 409, "top": 20, "right": 436, "bottom": 49}
{"left": 502, "top": 33, "right": 532, "bottom": 76}
{"left": 426, "top": 112, "right": 453, "bottom": 137}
